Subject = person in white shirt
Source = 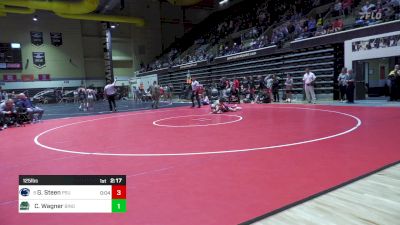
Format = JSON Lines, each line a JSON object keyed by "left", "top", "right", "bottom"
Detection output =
{"left": 190, "top": 77, "right": 201, "bottom": 108}
{"left": 285, "top": 74, "right": 293, "bottom": 103}
{"left": 337, "top": 67, "right": 348, "bottom": 102}
{"left": 104, "top": 77, "right": 118, "bottom": 112}
{"left": 303, "top": 68, "right": 317, "bottom": 104}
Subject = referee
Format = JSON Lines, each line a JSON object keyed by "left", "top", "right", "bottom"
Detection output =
{"left": 191, "top": 77, "right": 201, "bottom": 108}
{"left": 104, "top": 77, "right": 118, "bottom": 112}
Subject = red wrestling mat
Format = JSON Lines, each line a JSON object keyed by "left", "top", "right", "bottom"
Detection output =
{"left": 0, "top": 104, "right": 399, "bottom": 225}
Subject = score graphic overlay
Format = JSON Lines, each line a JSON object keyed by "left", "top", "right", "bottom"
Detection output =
{"left": 18, "top": 175, "right": 126, "bottom": 213}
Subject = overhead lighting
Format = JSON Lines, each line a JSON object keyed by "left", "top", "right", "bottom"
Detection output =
{"left": 11, "top": 43, "right": 21, "bottom": 49}
{"left": 219, "top": 0, "right": 229, "bottom": 5}
{"left": 110, "top": 24, "right": 116, "bottom": 29}
{"left": 33, "top": 15, "right": 38, "bottom": 21}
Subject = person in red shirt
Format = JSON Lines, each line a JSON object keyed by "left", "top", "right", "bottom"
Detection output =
{"left": 333, "top": 18, "right": 344, "bottom": 32}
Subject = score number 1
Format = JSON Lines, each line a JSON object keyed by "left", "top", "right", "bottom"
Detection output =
{"left": 111, "top": 185, "right": 126, "bottom": 213}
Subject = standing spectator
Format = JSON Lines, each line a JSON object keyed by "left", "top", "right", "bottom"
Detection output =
{"left": 73, "top": 89, "right": 78, "bottom": 103}
{"left": 249, "top": 76, "right": 256, "bottom": 102}
{"left": 265, "top": 75, "right": 273, "bottom": 103}
{"left": 346, "top": 69, "right": 355, "bottom": 103}
{"left": 104, "top": 77, "right": 118, "bottom": 112}
{"left": 388, "top": 64, "right": 399, "bottom": 101}
{"left": 150, "top": 81, "right": 161, "bottom": 109}
{"left": 168, "top": 83, "right": 174, "bottom": 102}
{"left": 191, "top": 77, "right": 201, "bottom": 108}
{"left": 232, "top": 77, "right": 241, "bottom": 103}
{"left": 272, "top": 75, "right": 280, "bottom": 102}
{"left": 285, "top": 74, "right": 293, "bottom": 103}
{"left": 86, "top": 89, "right": 96, "bottom": 111}
{"left": 219, "top": 77, "right": 227, "bottom": 97}
{"left": 77, "top": 87, "right": 87, "bottom": 111}
{"left": 338, "top": 67, "right": 348, "bottom": 102}
{"left": 303, "top": 68, "right": 317, "bottom": 104}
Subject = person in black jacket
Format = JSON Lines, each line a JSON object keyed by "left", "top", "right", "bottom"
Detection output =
{"left": 272, "top": 74, "right": 280, "bottom": 102}
{"left": 346, "top": 69, "right": 355, "bottom": 103}
{"left": 249, "top": 76, "right": 255, "bottom": 101}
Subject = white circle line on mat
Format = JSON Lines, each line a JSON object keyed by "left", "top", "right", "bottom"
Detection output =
{"left": 44, "top": 102, "right": 173, "bottom": 116}
{"left": 152, "top": 114, "right": 243, "bottom": 128}
{"left": 34, "top": 107, "right": 362, "bottom": 157}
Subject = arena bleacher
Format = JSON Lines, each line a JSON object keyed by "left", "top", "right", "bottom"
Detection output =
{"left": 138, "top": 0, "right": 398, "bottom": 101}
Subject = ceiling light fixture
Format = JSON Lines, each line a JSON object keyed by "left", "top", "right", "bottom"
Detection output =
{"left": 219, "top": 0, "right": 229, "bottom": 5}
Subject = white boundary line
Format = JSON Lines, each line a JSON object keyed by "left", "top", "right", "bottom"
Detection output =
{"left": 153, "top": 114, "right": 243, "bottom": 128}
{"left": 34, "top": 107, "right": 362, "bottom": 157}
{"left": 41, "top": 102, "right": 176, "bottom": 121}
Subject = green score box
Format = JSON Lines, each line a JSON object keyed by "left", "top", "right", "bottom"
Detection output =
{"left": 112, "top": 199, "right": 126, "bottom": 213}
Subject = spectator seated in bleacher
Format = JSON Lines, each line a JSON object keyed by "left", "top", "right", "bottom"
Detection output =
{"left": 332, "top": 18, "right": 344, "bottom": 31}
{"left": 342, "top": 0, "right": 354, "bottom": 15}
{"left": 0, "top": 99, "right": 19, "bottom": 130}
{"left": 356, "top": 0, "right": 397, "bottom": 26}
{"left": 16, "top": 93, "right": 44, "bottom": 123}
{"left": 361, "top": 1, "right": 376, "bottom": 13}
{"left": 139, "top": 0, "right": 397, "bottom": 74}
{"left": 211, "top": 98, "right": 241, "bottom": 114}
{"left": 315, "top": 24, "right": 328, "bottom": 36}
{"left": 333, "top": 0, "right": 344, "bottom": 17}
{"left": 307, "top": 17, "right": 317, "bottom": 32}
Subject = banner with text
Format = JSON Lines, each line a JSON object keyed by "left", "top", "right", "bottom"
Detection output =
{"left": 30, "top": 31, "right": 43, "bottom": 46}
{"left": 3, "top": 74, "right": 17, "bottom": 82}
{"left": 50, "top": 32, "right": 63, "bottom": 47}
{"left": 21, "top": 74, "right": 35, "bottom": 81}
{"left": 38, "top": 74, "right": 51, "bottom": 81}
{"left": 32, "top": 52, "right": 46, "bottom": 68}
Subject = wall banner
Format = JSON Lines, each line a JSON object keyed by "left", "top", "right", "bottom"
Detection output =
{"left": 30, "top": 31, "right": 43, "bottom": 46}
{"left": 50, "top": 32, "right": 63, "bottom": 46}
{"left": 32, "top": 52, "right": 46, "bottom": 68}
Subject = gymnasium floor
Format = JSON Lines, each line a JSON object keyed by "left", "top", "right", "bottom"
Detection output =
{"left": 0, "top": 100, "right": 399, "bottom": 225}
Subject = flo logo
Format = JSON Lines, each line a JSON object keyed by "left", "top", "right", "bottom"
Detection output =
{"left": 20, "top": 201, "right": 30, "bottom": 211}
{"left": 20, "top": 188, "right": 30, "bottom": 197}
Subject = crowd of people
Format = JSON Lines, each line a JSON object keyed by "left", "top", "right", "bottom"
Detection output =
{"left": 139, "top": 0, "right": 398, "bottom": 73}
{"left": 355, "top": 0, "right": 400, "bottom": 26}
{"left": 132, "top": 82, "right": 174, "bottom": 105}
{"left": 0, "top": 93, "right": 44, "bottom": 131}
{"left": 74, "top": 87, "right": 98, "bottom": 112}
{"left": 180, "top": 68, "right": 326, "bottom": 114}
{"left": 1, "top": 65, "right": 397, "bottom": 129}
